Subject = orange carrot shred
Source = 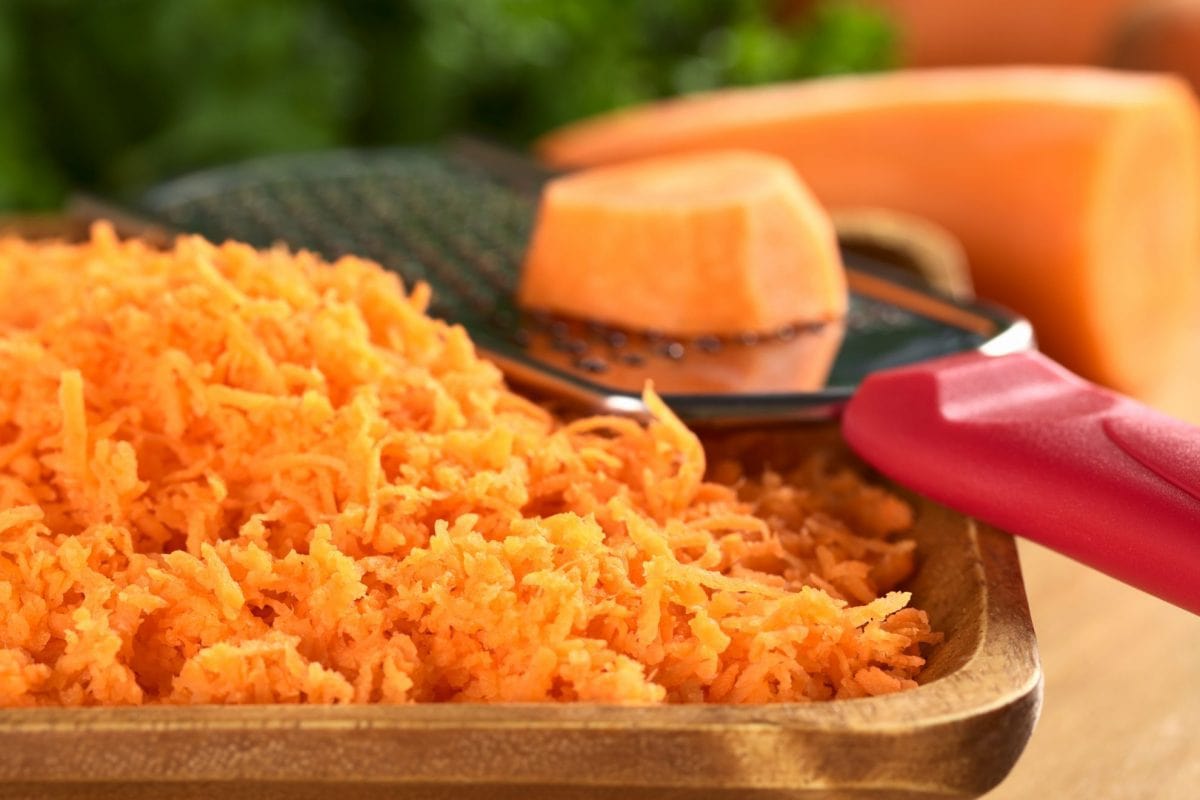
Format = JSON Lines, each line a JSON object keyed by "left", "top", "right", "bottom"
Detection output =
{"left": 0, "top": 223, "right": 935, "bottom": 706}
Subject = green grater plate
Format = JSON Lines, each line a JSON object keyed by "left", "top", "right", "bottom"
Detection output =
{"left": 138, "top": 145, "right": 1031, "bottom": 424}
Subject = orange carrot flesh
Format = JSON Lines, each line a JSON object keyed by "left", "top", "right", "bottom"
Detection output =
{"left": 518, "top": 150, "right": 846, "bottom": 336}
{"left": 538, "top": 67, "right": 1200, "bottom": 400}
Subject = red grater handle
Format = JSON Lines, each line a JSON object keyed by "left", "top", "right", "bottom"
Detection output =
{"left": 841, "top": 350, "right": 1200, "bottom": 614}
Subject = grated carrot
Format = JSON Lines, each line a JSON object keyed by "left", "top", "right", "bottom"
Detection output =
{"left": 0, "top": 223, "right": 937, "bottom": 706}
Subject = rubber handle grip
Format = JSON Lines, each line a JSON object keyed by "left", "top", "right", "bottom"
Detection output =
{"left": 842, "top": 350, "right": 1200, "bottom": 614}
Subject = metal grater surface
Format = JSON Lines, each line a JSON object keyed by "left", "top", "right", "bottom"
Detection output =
{"left": 139, "top": 146, "right": 1030, "bottom": 423}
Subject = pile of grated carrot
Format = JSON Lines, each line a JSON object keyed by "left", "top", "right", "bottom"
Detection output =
{"left": 0, "top": 223, "right": 937, "bottom": 706}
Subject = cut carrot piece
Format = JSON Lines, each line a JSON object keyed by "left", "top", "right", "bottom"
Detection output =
{"left": 537, "top": 67, "right": 1200, "bottom": 401}
{"left": 518, "top": 150, "right": 847, "bottom": 336}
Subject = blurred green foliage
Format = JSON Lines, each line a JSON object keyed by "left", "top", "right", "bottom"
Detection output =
{"left": 0, "top": 0, "right": 893, "bottom": 210}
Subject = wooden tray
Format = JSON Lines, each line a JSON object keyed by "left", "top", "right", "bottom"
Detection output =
{"left": 0, "top": 215, "right": 1039, "bottom": 796}
{"left": 0, "top": 424, "right": 1041, "bottom": 800}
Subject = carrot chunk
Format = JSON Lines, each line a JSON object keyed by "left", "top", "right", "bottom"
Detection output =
{"left": 518, "top": 150, "right": 847, "bottom": 336}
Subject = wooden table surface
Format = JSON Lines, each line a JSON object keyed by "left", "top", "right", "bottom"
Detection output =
{"left": 987, "top": 540, "right": 1200, "bottom": 799}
